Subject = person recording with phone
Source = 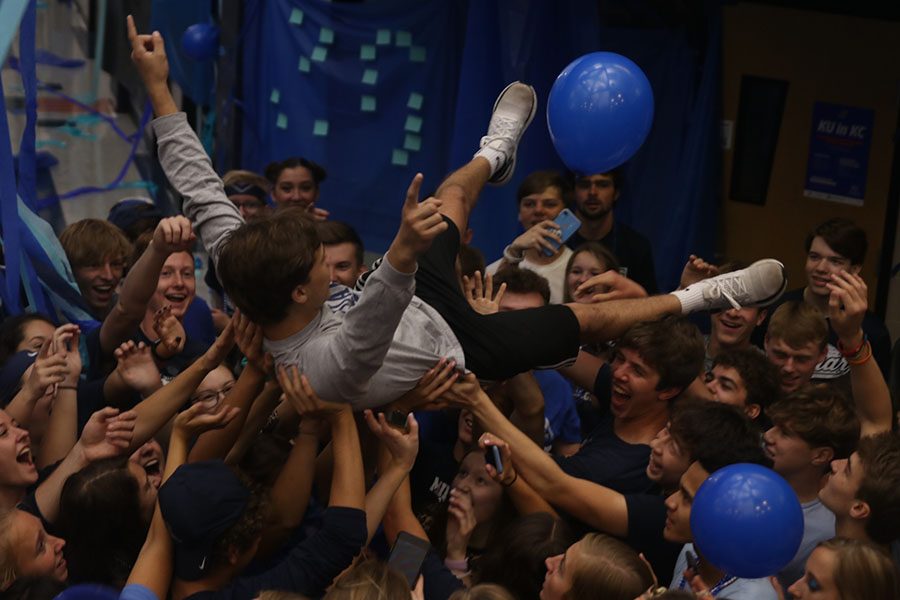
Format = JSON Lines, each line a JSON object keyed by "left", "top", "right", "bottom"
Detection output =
{"left": 485, "top": 171, "right": 576, "bottom": 304}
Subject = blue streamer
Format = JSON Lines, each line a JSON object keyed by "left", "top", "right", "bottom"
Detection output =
{"left": 0, "top": 74, "right": 24, "bottom": 313}
{"left": 16, "top": 0, "right": 37, "bottom": 212}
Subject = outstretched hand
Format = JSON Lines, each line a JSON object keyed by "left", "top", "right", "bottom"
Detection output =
{"left": 463, "top": 270, "right": 505, "bottom": 315}
{"left": 79, "top": 407, "right": 137, "bottom": 462}
{"left": 277, "top": 365, "right": 348, "bottom": 419}
{"left": 574, "top": 270, "right": 647, "bottom": 303}
{"left": 152, "top": 305, "right": 186, "bottom": 360}
{"left": 392, "top": 358, "right": 460, "bottom": 412}
{"left": 363, "top": 410, "right": 420, "bottom": 472}
{"left": 679, "top": 254, "right": 719, "bottom": 290}
{"left": 827, "top": 270, "right": 867, "bottom": 347}
{"left": 152, "top": 216, "right": 196, "bottom": 255}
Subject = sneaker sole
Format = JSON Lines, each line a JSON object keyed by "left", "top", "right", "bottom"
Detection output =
{"left": 746, "top": 260, "right": 787, "bottom": 308}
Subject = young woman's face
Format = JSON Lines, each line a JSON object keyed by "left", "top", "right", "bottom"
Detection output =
{"left": 0, "top": 410, "right": 37, "bottom": 490}
{"left": 787, "top": 546, "right": 840, "bottom": 599}
{"left": 147, "top": 252, "right": 196, "bottom": 319}
{"left": 272, "top": 166, "right": 319, "bottom": 208}
{"left": 129, "top": 438, "right": 165, "bottom": 490}
{"left": 16, "top": 320, "right": 55, "bottom": 354}
{"left": 9, "top": 510, "right": 67, "bottom": 582}
{"left": 451, "top": 451, "right": 503, "bottom": 524}
{"left": 127, "top": 461, "right": 159, "bottom": 524}
{"left": 567, "top": 251, "right": 609, "bottom": 303}
{"left": 191, "top": 366, "right": 236, "bottom": 412}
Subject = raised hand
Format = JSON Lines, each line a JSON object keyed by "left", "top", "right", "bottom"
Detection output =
{"left": 462, "top": 270, "right": 505, "bottom": 315}
{"left": 679, "top": 254, "right": 719, "bottom": 290}
{"left": 126, "top": 15, "right": 169, "bottom": 86}
{"left": 827, "top": 271, "right": 867, "bottom": 347}
{"left": 510, "top": 220, "right": 561, "bottom": 256}
{"left": 478, "top": 432, "right": 517, "bottom": 486}
{"left": 23, "top": 339, "right": 68, "bottom": 400}
{"left": 114, "top": 341, "right": 162, "bottom": 395}
{"left": 307, "top": 204, "right": 330, "bottom": 222}
{"left": 363, "top": 410, "right": 420, "bottom": 472}
{"left": 173, "top": 401, "right": 239, "bottom": 440}
{"left": 390, "top": 173, "right": 448, "bottom": 271}
{"left": 277, "top": 365, "right": 349, "bottom": 419}
{"left": 233, "top": 309, "right": 271, "bottom": 375}
{"left": 392, "top": 357, "right": 460, "bottom": 412}
{"left": 439, "top": 372, "right": 485, "bottom": 409}
{"left": 79, "top": 407, "right": 137, "bottom": 462}
{"left": 200, "top": 318, "right": 235, "bottom": 371}
{"left": 152, "top": 216, "right": 196, "bottom": 255}
{"left": 445, "top": 488, "right": 477, "bottom": 560}
{"left": 574, "top": 270, "right": 647, "bottom": 303}
{"left": 152, "top": 305, "right": 187, "bottom": 359}
{"left": 51, "top": 324, "right": 82, "bottom": 386}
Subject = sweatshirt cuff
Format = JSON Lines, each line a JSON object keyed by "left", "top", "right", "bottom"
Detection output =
{"left": 378, "top": 251, "right": 417, "bottom": 287}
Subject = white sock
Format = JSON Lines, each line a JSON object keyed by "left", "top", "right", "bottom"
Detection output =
{"left": 671, "top": 285, "right": 706, "bottom": 315}
{"left": 474, "top": 141, "right": 509, "bottom": 176}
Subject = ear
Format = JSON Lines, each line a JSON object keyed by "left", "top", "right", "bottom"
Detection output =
{"left": 810, "top": 446, "right": 835, "bottom": 468}
{"left": 849, "top": 499, "right": 870, "bottom": 521}
{"left": 658, "top": 387, "right": 681, "bottom": 403}
{"left": 754, "top": 309, "right": 768, "bottom": 327}
{"left": 746, "top": 404, "right": 761, "bottom": 420}
{"left": 291, "top": 283, "right": 309, "bottom": 305}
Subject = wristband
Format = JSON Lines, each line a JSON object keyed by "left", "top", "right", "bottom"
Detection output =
{"left": 502, "top": 244, "right": 524, "bottom": 265}
{"left": 501, "top": 471, "right": 519, "bottom": 487}
{"left": 444, "top": 557, "right": 469, "bottom": 571}
{"left": 847, "top": 341, "right": 873, "bottom": 366}
{"left": 837, "top": 333, "right": 867, "bottom": 358}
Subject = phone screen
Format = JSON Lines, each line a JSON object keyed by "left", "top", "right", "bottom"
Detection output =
{"left": 388, "top": 532, "right": 431, "bottom": 588}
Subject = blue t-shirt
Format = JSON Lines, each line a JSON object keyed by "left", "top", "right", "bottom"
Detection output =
{"left": 533, "top": 370, "right": 580, "bottom": 450}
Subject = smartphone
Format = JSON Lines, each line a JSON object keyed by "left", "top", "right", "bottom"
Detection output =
{"left": 485, "top": 445, "right": 504, "bottom": 475}
{"left": 388, "top": 531, "right": 432, "bottom": 588}
{"left": 542, "top": 208, "right": 582, "bottom": 257}
{"left": 686, "top": 549, "right": 700, "bottom": 572}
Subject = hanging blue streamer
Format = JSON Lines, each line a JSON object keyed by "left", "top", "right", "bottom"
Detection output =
{"left": 0, "top": 74, "right": 24, "bottom": 313}
{"left": 16, "top": 0, "right": 37, "bottom": 212}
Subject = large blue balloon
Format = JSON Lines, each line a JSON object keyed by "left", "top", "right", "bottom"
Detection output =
{"left": 181, "top": 23, "right": 220, "bottom": 62}
{"left": 547, "top": 52, "right": 654, "bottom": 174}
{"left": 691, "top": 463, "right": 803, "bottom": 579}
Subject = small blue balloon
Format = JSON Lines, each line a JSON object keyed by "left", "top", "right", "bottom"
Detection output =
{"left": 690, "top": 463, "right": 803, "bottom": 579}
{"left": 181, "top": 23, "right": 220, "bottom": 62}
{"left": 547, "top": 52, "right": 654, "bottom": 175}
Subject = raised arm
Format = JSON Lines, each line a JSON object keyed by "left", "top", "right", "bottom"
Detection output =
{"left": 446, "top": 374, "right": 631, "bottom": 537}
{"left": 98, "top": 217, "right": 196, "bottom": 355}
{"left": 36, "top": 326, "right": 82, "bottom": 467}
{"left": 6, "top": 338, "right": 69, "bottom": 429}
{"left": 828, "top": 271, "right": 893, "bottom": 436}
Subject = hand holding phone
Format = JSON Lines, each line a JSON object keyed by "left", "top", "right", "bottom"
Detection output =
{"left": 485, "top": 445, "right": 504, "bottom": 475}
{"left": 541, "top": 208, "right": 581, "bottom": 257}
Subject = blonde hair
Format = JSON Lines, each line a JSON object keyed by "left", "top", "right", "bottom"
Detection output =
{"left": 0, "top": 509, "right": 20, "bottom": 590}
{"left": 819, "top": 537, "right": 899, "bottom": 600}
{"left": 767, "top": 301, "right": 827, "bottom": 350}
{"left": 448, "top": 584, "right": 515, "bottom": 600}
{"left": 567, "top": 534, "right": 654, "bottom": 600}
{"left": 257, "top": 592, "right": 309, "bottom": 600}
{"left": 323, "top": 559, "right": 409, "bottom": 600}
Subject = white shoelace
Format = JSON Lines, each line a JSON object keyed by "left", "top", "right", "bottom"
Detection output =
{"left": 703, "top": 276, "right": 748, "bottom": 310}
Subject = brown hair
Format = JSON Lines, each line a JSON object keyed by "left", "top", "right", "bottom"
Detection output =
{"left": 59, "top": 218, "right": 132, "bottom": 270}
{"left": 223, "top": 169, "right": 270, "bottom": 192}
{"left": 669, "top": 399, "right": 769, "bottom": 473}
{"left": 491, "top": 267, "right": 551, "bottom": 306}
{"left": 818, "top": 537, "right": 899, "bottom": 600}
{"left": 264, "top": 158, "right": 327, "bottom": 188}
{"left": 448, "top": 584, "right": 515, "bottom": 600}
{"left": 855, "top": 432, "right": 900, "bottom": 546}
{"left": 516, "top": 170, "right": 572, "bottom": 206}
{"left": 712, "top": 347, "right": 782, "bottom": 414}
{"left": 566, "top": 534, "right": 654, "bottom": 600}
{"left": 767, "top": 385, "right": 860, "bottom": 461}
{"left": 562, "top": 242, "right": 621, "bottom": 302}
{"left": 805, "top": 218, "right": 867, "bottom": 266}
{"left": 323, "top": 559, "right": 409, "bottom": 600}
{"left": 317, "top": 221, "right": 365, "bottom": 266}
{"left": 618, "top": 316, "right": 705, "bottom": 391}
{"left": 766, "top": 301, "right": 828, "bottom": 350}
{"left": 217, "top": 208, "right": 320, "bottom": 325}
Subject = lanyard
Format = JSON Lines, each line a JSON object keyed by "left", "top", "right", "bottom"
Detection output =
{"left": 679, "top": 574, "right": 739, "bottom": 596}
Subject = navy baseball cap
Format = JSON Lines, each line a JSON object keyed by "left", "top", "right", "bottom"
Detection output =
{"left": 158, "top": 461, "right": 250, "bottom": 581}
{"left": 0, "top": 351, "right": 37, "bottom": 407}
{"left": 107, "top": 199, "right": 163, "bottom": 232}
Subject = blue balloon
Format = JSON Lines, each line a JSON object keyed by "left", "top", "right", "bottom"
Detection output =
{"left": 690, "top": 463, "right": 803, "bottom": 579}
{"left": 181, "top": 23, "right": 220, "bottom": 62}
{"left": 54, "top": 584, "right": 119, "bottom": 600}
{"left": 547, "top": 52, "right": 654, "bottom": 174}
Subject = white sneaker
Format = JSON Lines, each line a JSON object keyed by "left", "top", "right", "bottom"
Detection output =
{"left": 685, "top": 259, "right": 787, "bottom": 310}
{"left": 476, "top": 82, "right": 537, "bottom": 185}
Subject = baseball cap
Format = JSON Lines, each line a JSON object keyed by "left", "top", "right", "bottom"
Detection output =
{"left": 0, "top": 351, "right": 38, "bottom": 407}
{"left": 158, "top": 460, "right": 250, "bottom": 580}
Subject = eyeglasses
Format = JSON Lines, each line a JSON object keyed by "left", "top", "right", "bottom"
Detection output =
{"left": 191, "top": 382, "right": 235, "bottom": 407}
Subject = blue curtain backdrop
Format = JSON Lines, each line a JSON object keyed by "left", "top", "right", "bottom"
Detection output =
{"left": 237, "top": 0, "right": 720, "bottom": 291}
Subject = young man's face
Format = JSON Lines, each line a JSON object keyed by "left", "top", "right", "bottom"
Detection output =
{"left": 573, "top": 173, "right": 618, "bottom": 221}
{"left": 228, "top": 193, "right": 267, "bottom": 221}
{"left": 73, "top": 255, "right": 126, "bottom": 314}
{"left": 819, "top": 451, "right": 865, "bottom": 518}
{"left": 805, "top": 236, "right": 861, "bottom": 298}
{"left": 704, "top": 365, "right": 756, "bottom": 417}
{"left": 147, "top": 252, "right": 196, "bottom": 319}
{"left": 323, "top": 242, "right": 364, "bottom": 288}
{"left": 765, "top": 336, "right": 825, "bottom": 393}
{"left": 763, "top": 424, "right": 821, "bottom": 476}
{"left": 272, "top": 166, "right": 318, "bottom": 208}
{"left": 610, "top": 348, "right": 674, "bottom": 421}
{"left": 647, "top": 424, "right": 691, "bottom": 489}
{"left": 518, "top": 186, "right": 565, "bottom": 229}
{"left": 710, "top": 307, "right": 766, "bottom": 349}
{"left": 663, "top": 461, "right": 709, "bottom": 543}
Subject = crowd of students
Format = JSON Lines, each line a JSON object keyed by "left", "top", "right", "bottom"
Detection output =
{"left": 0, "top": 17, "right": 899, "bottom": 600}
